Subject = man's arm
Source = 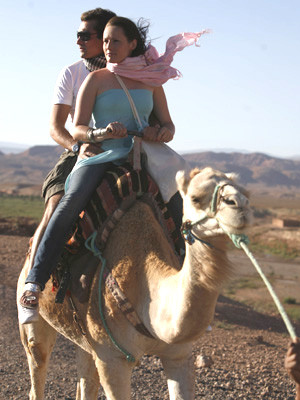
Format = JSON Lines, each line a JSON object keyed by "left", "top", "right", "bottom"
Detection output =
{"left": 49, "top": 104, "right": 77, "bottom": 151}
{"left": 50, "top": 103, "right": 102, "bottom": 158}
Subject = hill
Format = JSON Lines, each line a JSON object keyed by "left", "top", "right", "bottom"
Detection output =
{"left": 183, "top": 151, "right": 300, "bottom": 188}
{"left": 0, "top": 145, "right": 63, "bottom": 195}
{"left": 0, "top": 145, "right": 300, "bottom": 196}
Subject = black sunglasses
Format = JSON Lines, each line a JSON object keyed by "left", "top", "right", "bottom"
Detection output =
{"left": 77, "top": 31, "right": 98, "bottom": 41}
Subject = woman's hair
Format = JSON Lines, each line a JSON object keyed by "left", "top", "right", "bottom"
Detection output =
{"left": 106, "top": 16, "right": 149, "bottom": 57}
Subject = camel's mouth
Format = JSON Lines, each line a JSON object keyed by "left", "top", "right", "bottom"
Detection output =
{"left": 216, "top": 207, "right": 252, "bottom": 233}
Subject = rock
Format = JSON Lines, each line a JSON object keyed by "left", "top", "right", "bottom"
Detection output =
{"left": 196, "top": 355, "right": 214, "bottom": 368}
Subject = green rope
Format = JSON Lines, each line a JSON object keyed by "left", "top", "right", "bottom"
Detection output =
{"left": 85, "top": 232, "right": 135, "bottom": 362}
{"left": 228, "top": 233, "right": 249, "bottom": 248}
{"left": 228, "top": 233, "right": 297, "bottom": 340}
{"left": 210, "top": 184, "right": 221, "bottom": 214}
{"left": 187, "top": 179, "right": 296, "bottom": 339}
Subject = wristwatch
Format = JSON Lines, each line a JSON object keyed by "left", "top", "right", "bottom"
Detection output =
{"left": 71, "top": 142, "right": 81, "bottom": 154}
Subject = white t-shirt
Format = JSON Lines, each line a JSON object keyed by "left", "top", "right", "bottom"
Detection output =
{"left": 53, "top": 60, "right": 89, "bottom": 123}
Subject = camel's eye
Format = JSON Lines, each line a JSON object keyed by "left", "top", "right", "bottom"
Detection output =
{"left": 223, "top": 198, "right": 235, "bottom": 206}
{"left": 191, "top": 196, "right": 204, "bottom": 205}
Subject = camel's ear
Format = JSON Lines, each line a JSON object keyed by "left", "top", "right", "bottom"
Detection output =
{"left": 225, "top": 172, "right": 239, "bottom": 182}
{"left": 176, "top": 170, "right": 190, "bottom": 194}
{"left": 190, "top": 168, "right": 201, "bottom": 179}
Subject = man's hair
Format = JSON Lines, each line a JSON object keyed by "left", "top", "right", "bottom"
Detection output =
{"left": 81, "top": 8, "right": 116, "bottom": 38}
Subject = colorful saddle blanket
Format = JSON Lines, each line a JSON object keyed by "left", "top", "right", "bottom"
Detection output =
{"left": 66, "top": 162, "right": 180, "bottom": 254}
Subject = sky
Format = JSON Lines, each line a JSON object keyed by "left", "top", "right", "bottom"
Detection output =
{"left": 1, "top": 0, "right": 299, "bottom": 158}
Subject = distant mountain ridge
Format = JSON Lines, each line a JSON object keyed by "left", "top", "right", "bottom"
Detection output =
{"left": 0, "top": 145, "right": 63, "bottom": 194}
{"left": 0, "top": 142, "right": 29, "bottom": 154}
{"left": 183, "top": 151, "right": 300, "bottom": 187}
{"left": 0, "top": 145, "right": 300, "bottom": 195}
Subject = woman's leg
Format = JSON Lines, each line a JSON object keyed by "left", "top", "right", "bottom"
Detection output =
{"left": 25, "top": 162, "right": 110, "bottom": 290}
{"left": 166, "top": 191, "right": 185, "bottom": 254}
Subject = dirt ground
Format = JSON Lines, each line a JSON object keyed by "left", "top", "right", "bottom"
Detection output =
{"left": 0, "top": 233, "right": 299, "bottom": 399}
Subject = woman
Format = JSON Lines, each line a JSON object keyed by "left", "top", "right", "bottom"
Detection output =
{"left": 19, "top": 16, "right": 207, "bottom": 324}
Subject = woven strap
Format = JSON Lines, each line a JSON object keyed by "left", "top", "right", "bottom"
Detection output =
{"left": 114, "top": 74, "right": 142, "bottom": 171}
{"left": 104, "top": 268, "right": 154, "bottom": 338}
{"left": 85, "top": 196, "right": 155, "bottom": 339}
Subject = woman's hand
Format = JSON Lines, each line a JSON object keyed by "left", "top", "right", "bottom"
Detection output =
{"left": 106, "top": 122, "right": 128, "bottom": 138}
{"left": 157, "top": 126, "right": 174, "bottom": 143}
{"left": 143, "top": 125, "right": 174, "bottom": 143}
{"left": 143, "top": 125, "right": 160, "bottom": 141}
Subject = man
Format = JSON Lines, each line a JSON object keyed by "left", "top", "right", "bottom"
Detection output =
{"left": 28, "top": 8, "right": 116, "bottom": 269}
{"left": 29, "top": 6, "right": 184, "bottom": 273}
{"left": 285, "top": 339, "right": 300, "bottom": 400}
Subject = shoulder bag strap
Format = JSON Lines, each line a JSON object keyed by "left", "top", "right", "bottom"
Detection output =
{"left": 114, "top": 74, "right": 143, "bottom": 170}
{"left": 114, "top": 74, "right": 143, "bottom": 130}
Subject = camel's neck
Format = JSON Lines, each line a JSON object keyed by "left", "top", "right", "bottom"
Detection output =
{"left": 148, "top": 237, "right": 231, "bottom": 344}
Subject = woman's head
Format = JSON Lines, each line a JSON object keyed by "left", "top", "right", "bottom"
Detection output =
{"left": 103, "top": 17, "right": 149, "bottom": 63}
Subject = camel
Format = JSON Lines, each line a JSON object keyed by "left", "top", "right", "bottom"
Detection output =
{"left": 17, "top": 166, "right": 251, "bottom": 399}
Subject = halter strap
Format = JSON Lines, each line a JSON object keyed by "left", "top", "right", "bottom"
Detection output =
{"left": 181, "top": 183, "right": 233, "bottom": 246}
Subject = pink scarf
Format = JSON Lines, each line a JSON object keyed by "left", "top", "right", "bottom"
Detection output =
{"left": 106, "top": 30, "right": 209, "bottom": 86}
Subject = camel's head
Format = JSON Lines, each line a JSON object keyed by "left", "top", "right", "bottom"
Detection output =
{"left": 176, "top": 167, "right": 252, "bottom": 239}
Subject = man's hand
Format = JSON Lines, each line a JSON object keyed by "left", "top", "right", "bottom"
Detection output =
{"left": 285, "top": 339, "right": 300, "bottom": 384}
{"left": 78, "top": 143, "right": 103, "bottom": 159}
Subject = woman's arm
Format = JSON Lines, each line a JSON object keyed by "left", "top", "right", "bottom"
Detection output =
{"left": 73, "top": 72, "right": 128, "bottom": 143}
{"left": 143, "top": 86, "right": 175, "bottom": 143}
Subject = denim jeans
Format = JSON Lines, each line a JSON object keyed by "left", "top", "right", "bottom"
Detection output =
{"left": 26, "top": 162, "right": 110, "bottom": 290}
{"left": 26, "top": 162, "right": 184, "bottom": 290}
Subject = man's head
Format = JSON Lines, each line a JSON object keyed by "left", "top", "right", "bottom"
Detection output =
{"left": 77, "top": 8, "right": 116, "bottom": 59}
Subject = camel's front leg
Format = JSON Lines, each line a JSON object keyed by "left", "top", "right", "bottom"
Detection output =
{"left": 160, "top": 349, "right": 195, "bottom": 400}
{"left": 94, "top": 354, "right": 134, "bottom": 400}
{"left": 75, "top": 347, "right": 100, "bottom": 400}
{"left": 19, "top": 317, "right": 57, "bottom": 400}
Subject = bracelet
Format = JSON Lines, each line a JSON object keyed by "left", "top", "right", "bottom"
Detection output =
{"left": 86, "top": 127, "right": 96, "bottom": 143}
{"left": 86, "top": 127, "right": 108, "bottom": 142}
{"left": 93, "top": 128, "right": 107, "bottom": 140}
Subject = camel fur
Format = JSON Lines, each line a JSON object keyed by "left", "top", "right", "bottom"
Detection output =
{"left": 17, "top": 167, "right": 251, "bottom": 399}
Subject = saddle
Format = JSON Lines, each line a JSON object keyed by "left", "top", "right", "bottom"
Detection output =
{"left": 54, "top": 162, "right": 180, "bottom": 303}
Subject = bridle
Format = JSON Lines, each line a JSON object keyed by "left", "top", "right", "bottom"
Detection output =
{"left": 181, "top": 180, "right": 296, "bottom": 341}
{"left": 181, "top": 182, "right": 248, "bottom": 248}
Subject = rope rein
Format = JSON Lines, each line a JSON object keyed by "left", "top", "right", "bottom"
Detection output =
{"left": 183, "top": 183, "right": 297, "bottom": 340}
{"left": 239, "top": 241, "right": 297, "bottom": 340}
{"left": 85, "top": 232, "right": 136, "bottom": 363}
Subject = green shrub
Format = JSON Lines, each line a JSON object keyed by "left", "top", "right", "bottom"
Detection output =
{"left": 283, "top": 297, "right": 297, "bottom": 305}
{"left": 286, "top": 307, "right": 300, "bottom": 322}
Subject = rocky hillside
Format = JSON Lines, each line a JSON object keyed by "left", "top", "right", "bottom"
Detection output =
{"left": 0, "top": 145, "right": 300, "bottom": 195}
{"left": 0, "top": 145, "right": 63, "bottom": 194}
{"left": 184, "top": 152, "right": 300, "bottom": 188}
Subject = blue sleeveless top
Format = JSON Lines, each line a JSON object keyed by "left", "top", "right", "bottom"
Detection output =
{"left": 93, "top": 89, "right": 153, "bottom": 132}
{"left": 92, "top": 89, "right": 152, "bottom": 156}
{"left": 93, "top": 88, "right": 153, "bottom": 159}
{"left": 65, "top": 89, "right": 153, "bottom": 189}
